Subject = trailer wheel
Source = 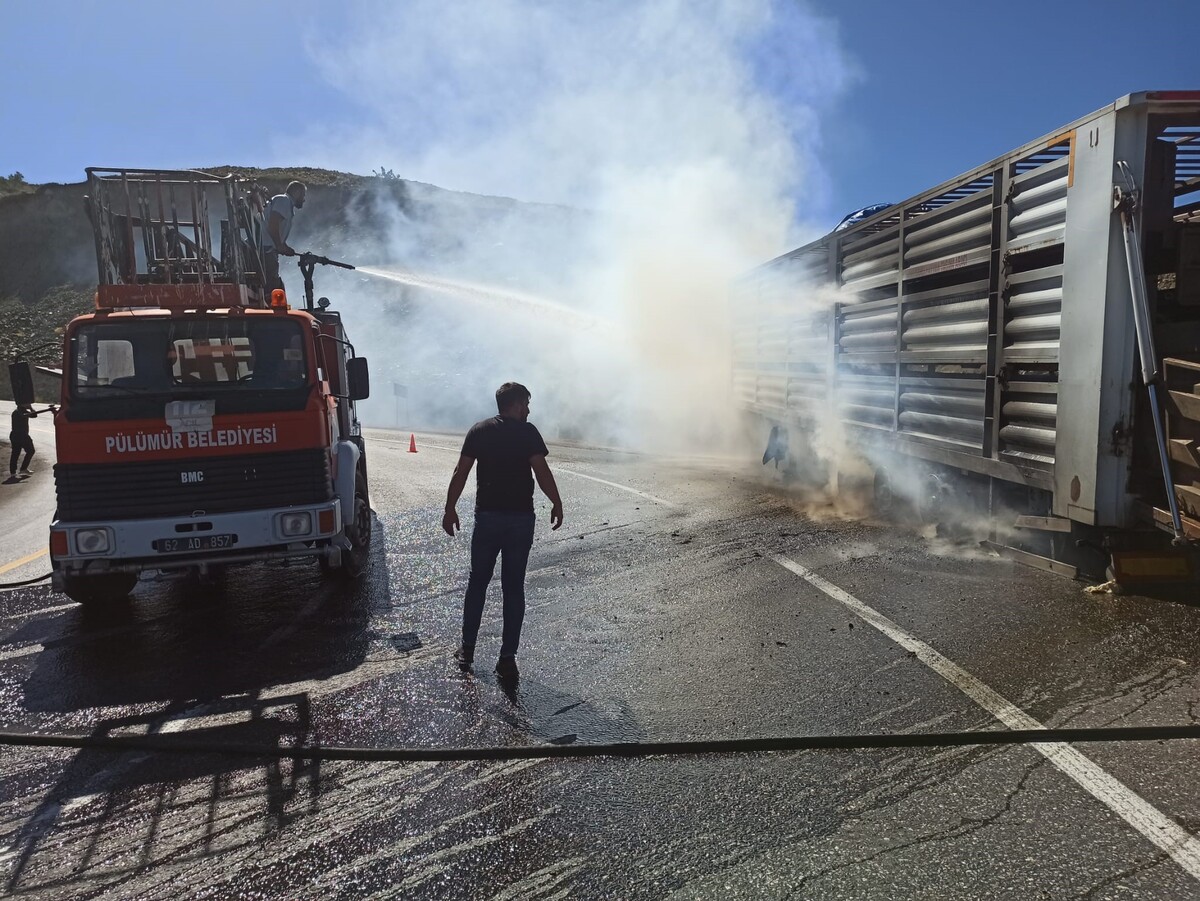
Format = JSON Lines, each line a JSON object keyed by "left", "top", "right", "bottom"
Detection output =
{"left": 324, "top": 476, "right": 372, "bottom": 579}
{"left": 873, "top": 468, "right": 897, "bottom": 517}
{"left": 61, "top": 573, "right": 137, "bottom": 607}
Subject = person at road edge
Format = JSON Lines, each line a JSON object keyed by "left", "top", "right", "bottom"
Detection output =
{"left": 8, "top": 404, "right": 38, "bottom": 477}
{"left": 443, "top": 382, "right": 563, "bottom": 682}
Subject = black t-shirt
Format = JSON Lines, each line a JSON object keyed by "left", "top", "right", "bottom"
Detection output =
{"left": 461, "top": 416, "right": 549, "bottom": 513}
{"left": 10, "top": 409, "right": 31, "bottom": 438}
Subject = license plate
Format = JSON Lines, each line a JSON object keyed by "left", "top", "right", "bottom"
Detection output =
{"left": 156, "top": 534, "right": 236, "bottom": 553}
{"left": 164, "top": 399, "right": 215, "bottom": 433}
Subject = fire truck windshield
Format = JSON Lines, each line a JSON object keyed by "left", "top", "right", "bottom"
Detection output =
{"left": 71, "top": 318, "right": 309, "bottom": 398}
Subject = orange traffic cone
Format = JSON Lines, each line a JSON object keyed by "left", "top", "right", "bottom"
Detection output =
{"left": 408, "top": 433, "right": 418, "bottom": 453}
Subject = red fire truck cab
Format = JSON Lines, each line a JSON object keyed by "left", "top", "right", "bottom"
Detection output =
{"left": 40, "top": 169, "right": 372, "bottom": 606}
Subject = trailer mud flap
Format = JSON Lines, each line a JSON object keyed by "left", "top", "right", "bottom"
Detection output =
{"left": 1109, "top": 549, "right": 1194, "bottom": 585}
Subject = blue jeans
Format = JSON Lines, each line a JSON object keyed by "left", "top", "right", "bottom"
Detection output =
{"left": 461, "top": 510, "right": 536, "bottom": 657}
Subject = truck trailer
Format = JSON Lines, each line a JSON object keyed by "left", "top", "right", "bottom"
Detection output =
{"left": 12, "top": 168, "right": 373, "bottom": 606}
{"left": 733, "top": 92, "right": 1200, "bottom": 579}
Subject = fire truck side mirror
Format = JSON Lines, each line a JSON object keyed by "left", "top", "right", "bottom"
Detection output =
{"left": 8, "top": 362, "right": 35, "bottom": 407}
{"left": 347, "top": 357, "right": 370, "bottom": 401}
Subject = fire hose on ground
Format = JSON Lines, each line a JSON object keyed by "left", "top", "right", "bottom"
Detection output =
{"left": 0, "top": 572, "right": 51, "bottom": 589}
{"left": 0, "top": 723, "right": 1197, "bottom": 763}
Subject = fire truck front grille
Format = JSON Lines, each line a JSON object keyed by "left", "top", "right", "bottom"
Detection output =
{"left": 54, "top": 449, "right": 333, "bottom": 521}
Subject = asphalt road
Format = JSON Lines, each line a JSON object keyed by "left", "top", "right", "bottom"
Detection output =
{"left": 1, "top": 412, "right": 1200, "bottom": 899}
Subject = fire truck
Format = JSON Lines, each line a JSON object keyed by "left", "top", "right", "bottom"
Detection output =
{"left": 733, "top": 91, "right": 1200, "bottom": 580}
{"left": 12, "top": 169, "right": 372, "bottom": 606}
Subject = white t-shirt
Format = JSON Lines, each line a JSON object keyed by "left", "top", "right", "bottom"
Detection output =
{"left": 261, "top": 194, "right": 295, "bottom": 253}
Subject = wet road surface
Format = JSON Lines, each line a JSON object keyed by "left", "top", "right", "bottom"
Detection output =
{"left": 1, "top": 419, "right": 1200, "bottom": 898}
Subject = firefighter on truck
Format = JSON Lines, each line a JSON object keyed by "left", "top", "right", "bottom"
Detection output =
{"left": 8, "top": 168, "right": 372, "bottom": 607}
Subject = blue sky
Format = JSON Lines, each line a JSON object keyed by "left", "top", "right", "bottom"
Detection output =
{"left": 818, "top": 0, "right": 1198, "bottom": 219}
{"left": 1, "top": 0, "right": 1195, "bottom": 232}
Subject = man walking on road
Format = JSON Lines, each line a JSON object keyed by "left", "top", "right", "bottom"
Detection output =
{"left": 8, "top": 404, "right": 37, "bottom": 477}
{"left": 443, "top": 382, "right": 563, "bottom": 682}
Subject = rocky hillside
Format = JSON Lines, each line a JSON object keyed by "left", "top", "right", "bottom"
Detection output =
{"left": 0, "top": 167, "right": 590, "bottom": 400}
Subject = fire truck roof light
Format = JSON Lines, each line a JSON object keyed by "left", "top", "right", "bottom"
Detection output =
{"left": 271, "top": 289, "right": 289, "bottom": 310}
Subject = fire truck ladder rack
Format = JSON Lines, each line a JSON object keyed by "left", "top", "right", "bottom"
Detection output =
{"left": 85, "top": 168, "right": 269, "bottom": 308}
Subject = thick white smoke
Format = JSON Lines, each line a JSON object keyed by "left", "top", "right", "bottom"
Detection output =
{"left": 296, "top": 0, "right": 854, "bottom": 451}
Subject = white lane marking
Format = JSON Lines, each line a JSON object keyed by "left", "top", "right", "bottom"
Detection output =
{"left": 556, "top": 469, "right": 679, "bottom": 509}
{"left": 772, "top": 553, "right": 1200, "bottom": 882}
{"left": 5, "top": 603, "right": 74, "bottom": 620}
{"left": 0, "top": 643, "right": 43, "bottom": 662}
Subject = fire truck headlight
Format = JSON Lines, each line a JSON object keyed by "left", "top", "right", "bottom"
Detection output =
{"left": 279, "top": 512, "right": 313, "bottom": 538}
{"left": 75, "top": 529, "right": 111, "bottom": 555}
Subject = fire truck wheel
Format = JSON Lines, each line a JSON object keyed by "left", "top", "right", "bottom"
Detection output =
{"left": 346, "top": 481, "right": 373, "bottom": 577}
{"left": 62, "top": 573, "right": 137, "bottom": 607}
{"left": 324, "top": 479, "right": 371, "bottom": 579}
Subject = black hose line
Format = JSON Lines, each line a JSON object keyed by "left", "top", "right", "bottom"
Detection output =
{"left": 1, "top": 723, "right": 1198, "bottom": 763}
{"left": 0, "top": 572, "right": 52, "bottom": 589}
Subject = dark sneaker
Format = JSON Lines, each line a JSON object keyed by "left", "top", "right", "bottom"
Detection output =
{"left": 494, "top": 656, "right": 519, "bottom": 681}
{"left": 454, "top": 645, "right": 475, "bottom": 671}
{"left": 18, "top": 468, "right": 32, "bottom": 474}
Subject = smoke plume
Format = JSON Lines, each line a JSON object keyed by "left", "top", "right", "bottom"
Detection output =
{"left": 296, "top": 0, "right": 854, "bottom": 452}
